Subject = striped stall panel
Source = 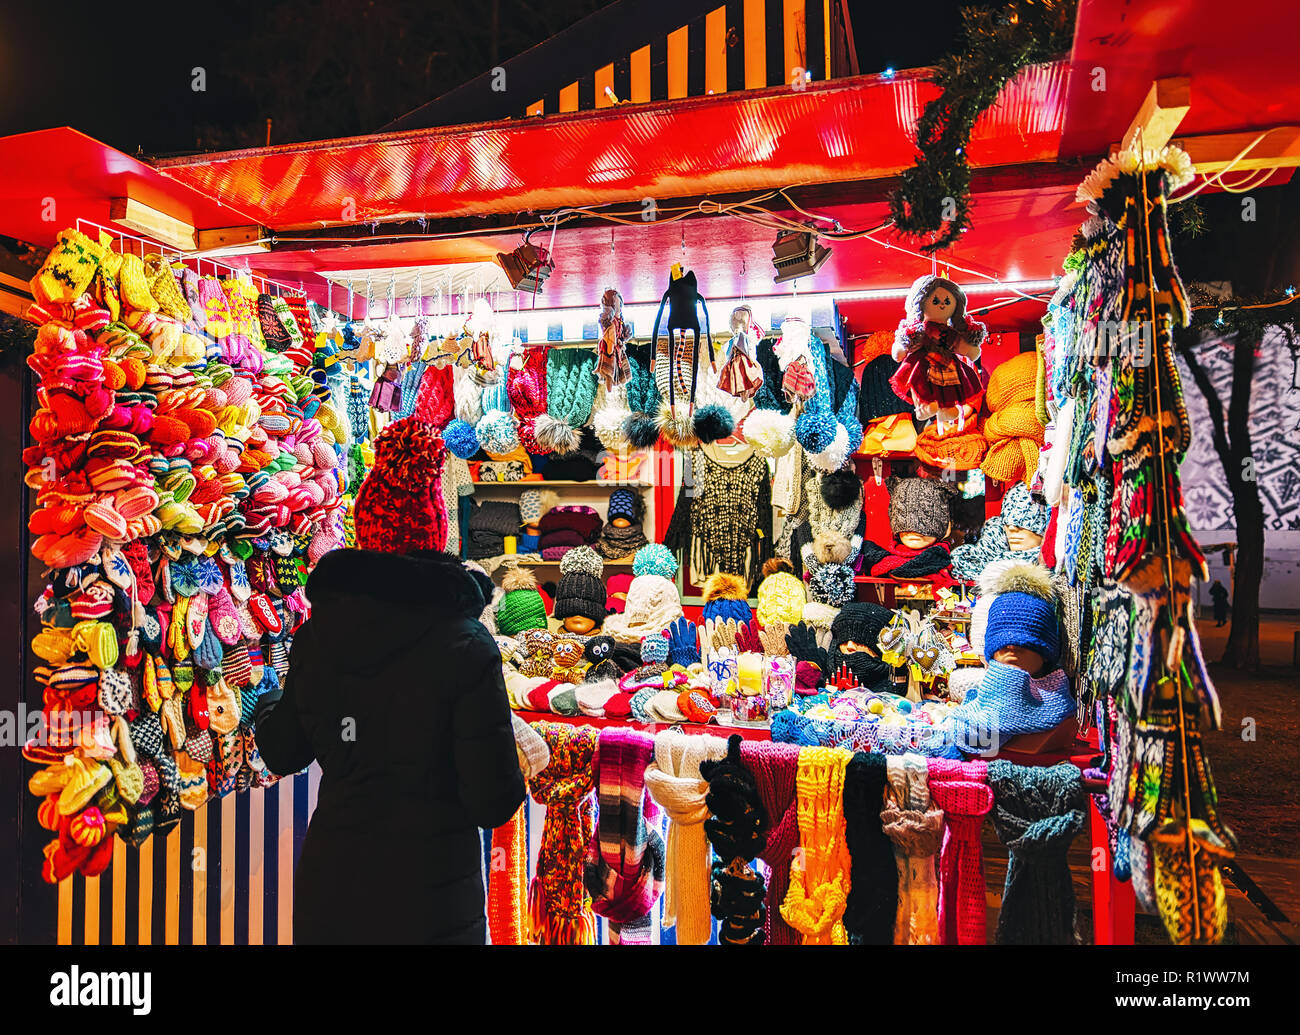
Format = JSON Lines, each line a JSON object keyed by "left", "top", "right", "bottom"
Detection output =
{"left": 526, "top": 0, "right": 838, "bottom": 117}
{"left": 54, "top": 768, "right": 318, "bottom": 947}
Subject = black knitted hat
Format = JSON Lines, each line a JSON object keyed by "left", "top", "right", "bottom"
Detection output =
{"left": 553, "top": 546, "right": 607, "bottom": 623}
{"left": 857, "top": 354, "right": 912, "bottom": 424}
{"left": 831, "top": 602, "right": 893, "bottom": 653}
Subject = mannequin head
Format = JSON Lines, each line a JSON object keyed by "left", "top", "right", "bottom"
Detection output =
{"left": 562, "top": 614, "right": 598, "bottom": 635}
{"left": 887, "top": 476, "right": 957, "bottom": 549}
{"left": 611, "top": 517, "right": 631, "bottom": 529}
{"left": 992, "top": 645, "right": 1045, "bottom": 677}
{"left": 897, "top": 523, "right": 951, "bottom": 551}
{"left": 1003, "top": 524, "right": 1044, "bottom": 552}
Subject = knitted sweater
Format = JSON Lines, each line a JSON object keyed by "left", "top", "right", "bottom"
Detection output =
{"left": 664, "top": 449, "right": 772, "bottom": 591}
{"left": 987, "top": 760, "right": 1086, "bottom": 945}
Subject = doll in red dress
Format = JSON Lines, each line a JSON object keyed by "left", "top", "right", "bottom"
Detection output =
{"left": 889, "top": 275, "right": 987, "bottom": 424}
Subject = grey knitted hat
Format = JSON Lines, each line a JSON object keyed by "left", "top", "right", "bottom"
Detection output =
{"left": 887, "top": 476, "right": 955, "bottom": 540}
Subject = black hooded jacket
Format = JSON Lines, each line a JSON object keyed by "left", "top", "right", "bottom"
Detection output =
{"left": 254, "top": 548, "right": 525, "bottom": 944}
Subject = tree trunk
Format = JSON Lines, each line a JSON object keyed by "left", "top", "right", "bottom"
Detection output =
{"left": 1222, "top": 335, "right": 1264, "bottom": 671}
{"left": 1179, "top": 335, "right": 1263, "bottom": 671}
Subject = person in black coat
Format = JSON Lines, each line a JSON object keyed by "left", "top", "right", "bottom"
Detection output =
{"left": 255, "top": 419, "right": 525, "bottom": 944}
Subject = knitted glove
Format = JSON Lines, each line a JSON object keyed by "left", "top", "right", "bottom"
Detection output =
{"left": 758, "top": 621, "right": 790, "bottom": 657}
{"left": 667, "top": 617, "right": 701, "bottom": 667}
{"left": 703, "top": 617, "right": 740, "bottom": 652}
{"left": 734, "top": 620, "right": 763, "bottom": 655}
{"left": 785, "top": 622, "right": 828, "bottom": 674}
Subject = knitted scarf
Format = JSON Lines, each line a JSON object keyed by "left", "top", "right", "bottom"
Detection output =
{"left": 583, "top": 728, "right": 664, "bottom": 944}
{"left": 843, "top": 752, "right": 897, "bottom": 945}
{"left": 699, "top": 734, "right": 770, "bottom": 945}
{"left": 739, "top": 740, "right": 801, "bottom": 944}
{"left": 663, "top": 449, "right": 772, "bottom": 591}
{"left": 882, "top": 754, "right": 944, "bottom": 945}
{"left": 507, "top": 345, "right": 549, "bottom": 453}
{"left": 528, "top": 722, "right": 600, "bottom": 945}
{"left": 595, "top": 521, "right": 648, "bottom": 561}
{"left": 927, "top": 757, "right": 993, "bottom": 945}
{"left": 780, "top": 746, "right": 853, "bottom": 945}
{"left": 643, "top": 730, "right": 728, "bottom": 945}
{"left": 488, "top": 803, "right": 529, "bottom": 945}
{"left": 987, "top": 760, "right": 1086, "bottom": 945}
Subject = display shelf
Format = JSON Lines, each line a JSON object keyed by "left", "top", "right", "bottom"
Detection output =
{"left": 513, "top": 709, "right": 772, "bottom": 741}
{"left": 471, "top": 480, "right": 652, "bottom": 488}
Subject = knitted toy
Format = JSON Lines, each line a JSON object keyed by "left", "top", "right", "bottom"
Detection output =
{"left": 858, "top": 476, "right": 957, "bottom": 584}
{"left": 643, "top": 730, "right": 729, "bottom": 944}
{"left": 528, "top": 722, "right": 600, "bottom": 944}
{"left": 582, "top": 728, "right": 664, "bottom": 943}
{"left": 582, "top": 635, "right": 641, "bottom": 680}
{"left": 987, "top": 761, "right": 1085, "bottom": 944}
{"left": 649, "top": 267, "right": 712, "bottom": 410}
{"left": 595, "top": 288, "right": 633, "bottom": 391}
{"left": 717, "top": 306, "right": 764, "bottom": 400}
{"left": 699, "top": 734, "right": 769, "bottom": 945}
{"left": 889, "top": 275, "right": 986, "bottom": 424}
{"left": 950, "top": 482, "right": 1048, "bottom": 582}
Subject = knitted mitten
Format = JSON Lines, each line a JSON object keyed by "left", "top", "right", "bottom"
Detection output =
{"left": 1151, "top": 821, "right": 1231, "bottom": 945}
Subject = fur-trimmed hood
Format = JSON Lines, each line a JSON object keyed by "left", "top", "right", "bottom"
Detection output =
{"left": 304, "top": 549, "right": 492, "bottom": 673}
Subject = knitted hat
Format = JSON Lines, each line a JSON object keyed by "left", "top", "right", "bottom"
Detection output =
{"left": 887, "top": 476, "right": 955, "bottom": 540}
{"left": 632, "top": 543, "right": 678, "bottom": 579}
{"left": 602, "top": 574, "right": 684, "bottom": 643}
{"left": 831, "top": 602, "right": 893, "bottom": 653}
{"left": 496, "top": 566, "right": 550, "bottom": 637}
{"left": 998, "top": 482, "right": 1049, "bottom": 536}
{"left": 355, "top": 419, "right": 448, "bottom": 553}
{"left": 553, "top": 547, "right": 607, "bottom": 624}
{"left": 606, "top": 488, "right": 639, "bottom": 524}
{"left": 701, "top": 572, "right": 753, "bottom": 625}
{"left": 519, "top": 489, "right": 544, "bottom": 526}
{"left": 984, "top": 592, "right": 1061, "bottom": 669}
{"left": 756, "top": 568, "right": 807, "bottom": 626}
{"left": 605, "top": 571, "right": 634, "bottom": 614}
{"left": 914, "top": 421, "right": 987, "bottom": 471}
{"left": 856, "top": 355, "right": 912, "bottom": 424}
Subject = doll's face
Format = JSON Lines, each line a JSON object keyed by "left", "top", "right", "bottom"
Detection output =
{"left": 1004, "top": 525, "right": 1044, "bottom": 551}
{"left": 922, "top": 287, "right": 956, "bottom": 322}
{"left": 562, "top": 615, "right": 597, "bottom": 636}
{"left": 993, "top": 645, "right": 1045, "bottom": 677}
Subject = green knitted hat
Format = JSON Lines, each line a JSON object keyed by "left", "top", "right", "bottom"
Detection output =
{"left": 496, "top": 566, "right": 549, "bottom": 637}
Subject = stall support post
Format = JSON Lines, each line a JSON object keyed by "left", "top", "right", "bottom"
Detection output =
{"left": 1089, "top": 797, "right": 1135, "bottom": 945}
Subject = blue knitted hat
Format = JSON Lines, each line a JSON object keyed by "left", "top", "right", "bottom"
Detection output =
{"left": 983, "top": 591, "right": 1060, "bottom": 669}
{"left": 702, "top": 597, "right": 753, "bottom": 624}
{"left": 607, "top": 488, "right": 639, "bottom": 524}
{"left": 633, "top": 543, "right": 678, "bottom": 579}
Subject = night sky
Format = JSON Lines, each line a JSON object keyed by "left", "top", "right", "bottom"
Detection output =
{"left": 0, "top": 0, "right": 978, "bottom": 155}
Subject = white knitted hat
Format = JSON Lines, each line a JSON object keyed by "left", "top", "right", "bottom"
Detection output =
{"left": 602, "top": 573, "right": 684, "bottom": 644}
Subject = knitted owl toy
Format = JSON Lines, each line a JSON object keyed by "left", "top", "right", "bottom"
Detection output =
{"left": 890, "top": 275, "right": 987, "bottom": 424}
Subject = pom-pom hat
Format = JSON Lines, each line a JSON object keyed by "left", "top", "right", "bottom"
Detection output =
{"left": 354, "top": 419, "right": 448, "bottom": 554}
{"left": 553, "top": 547, "right": 607, "bottom": 624}
{"left": 632, "top": 543, "right": 678, "bottom": 579}
{"left": 496, "top": 566, "right": 549, "bottom": 637}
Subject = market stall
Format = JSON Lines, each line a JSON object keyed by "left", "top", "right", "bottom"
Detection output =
{"left": 5, "top": 0, "right": 1298, "bottom": 948}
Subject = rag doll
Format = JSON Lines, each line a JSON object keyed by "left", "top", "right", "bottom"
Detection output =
{"left": 595, "top": 288, "right": 633, "bottom": 390}
{"left": 890, "top": 275, "right": 987, "bottom": 424}
{"left": 718, "top": 305, "right": 765, "bottom": 400}
{"left": 858, "top": 476, "right": 958, "bottom": 585}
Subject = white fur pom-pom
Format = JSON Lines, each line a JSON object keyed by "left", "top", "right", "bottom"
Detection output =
{"left": 741, "top": 408, "right": 796, "bottom": 458}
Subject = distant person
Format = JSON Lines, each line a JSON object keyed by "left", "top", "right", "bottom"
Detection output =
{"left": 255, "top": 420, "right": 525, "bottom": 944}
{"left": 1209, "top": 579, "right": 1230, "bottom": 627}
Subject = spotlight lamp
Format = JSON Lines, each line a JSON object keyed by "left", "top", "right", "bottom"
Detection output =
{"left": 772, "top": 228, "right": 831, "bottom": 284}
{"left": 496, "top": 241, "right": 555, "bottom": 294}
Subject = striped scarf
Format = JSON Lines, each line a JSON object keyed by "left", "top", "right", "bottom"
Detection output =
{"left": 583, "top": 728, "right": 664, "bottom": 944}
{"left": 528, "top": 722, "right": 600, "bottom": 945}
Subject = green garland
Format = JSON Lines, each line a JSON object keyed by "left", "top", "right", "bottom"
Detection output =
{"left": 1175, "top": 288, "right": 1300, "bottom": 346}
{"left": 889, "top": 0, "right": 1079, "bottom": 254}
